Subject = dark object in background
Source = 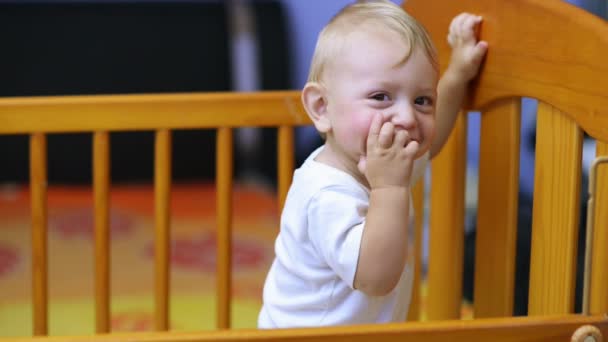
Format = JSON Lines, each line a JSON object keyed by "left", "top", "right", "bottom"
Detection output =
{"left": 0, "top": 1, "right": 290, "bottom": 185}
{"left": 233, "top": 1, "right": 292, "bottom": 186}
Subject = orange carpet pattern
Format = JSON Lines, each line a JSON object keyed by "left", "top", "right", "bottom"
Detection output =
{"left": 0, "top": 182, "right": 279, "bottom": 337}
{"left": 0, "top": 182, "right": 469, "bottom": 338}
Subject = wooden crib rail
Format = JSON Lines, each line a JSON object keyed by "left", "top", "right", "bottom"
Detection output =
{"left": 474, "top": 99, "right": 521, "bottom": 318}
{"left": 29, "top": 133, "right": 48, "bottom": 335}
{"left": 529, "top": 103, "right": 583, "bottom": 316}
{"left": 93, "top": 131, "right": 110, "bottom": 332}
{"left": 591, "top": 143, "right": 608, "bottom": 314}
{"left": 405, "top": 0, "right": 608, "bottom": 143}
{"left": 405, "top": 0, "right": 608, "bottom": 320}
{"left": 155, "top": 129, "right": 172, "bottom": 331}
{"left": 11, "top": 315, "right": 608, "bottom": 342}
{"left": 0, "top": 91, "right": 308, "bottom": 134}
{"left": 0, "top": 91, "right": 312, "bottom": 335}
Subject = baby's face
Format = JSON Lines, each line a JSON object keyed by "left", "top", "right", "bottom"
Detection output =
{"left": 323, "top": 27, "right": 438, "bottom": 165}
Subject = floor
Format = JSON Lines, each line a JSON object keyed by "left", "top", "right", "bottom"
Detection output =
{"left": 0, "top": 182, "right": 469, "bottom": 337}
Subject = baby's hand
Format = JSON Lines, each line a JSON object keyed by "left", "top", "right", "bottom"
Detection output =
{"left": 446, "top": 13, "right": 488, "bottom": 82}
{"left": 358, "top": 114, "right": 418, "bottom": 189}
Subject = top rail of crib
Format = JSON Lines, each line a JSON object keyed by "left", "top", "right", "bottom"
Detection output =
{"left": 0, "top": 90, "right": 310, "bottom": 134}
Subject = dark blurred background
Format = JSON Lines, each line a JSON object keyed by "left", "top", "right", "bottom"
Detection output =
{"left": 0, "top": 0, "right": 291, "bottom": 185}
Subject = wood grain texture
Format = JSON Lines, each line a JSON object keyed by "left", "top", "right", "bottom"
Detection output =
{"left": 154, "top": 130, "right": 172, "bottom": 331}
{"left": 405, "top": 0, "right": 608, "bottom": 319}
{"left": 591, "top": 141, "right": 608, "bottom": 314}
{"left": 427, "top": 114, "right": 467, "bottom": 320}
{"left": 93, "top": 131, "right": 110, "bottom": 333}
{"left": 277, "top": 126, "right": 294, "bottom": 214}
{"left": 10, "top": 315, "right": 607, "bottom": 342}
{"left": 528, "top": 103, "right": 583, "bottom": 315}
{"left": 408, "top": 180, "right": 425, "bottom": 321}
{"left": 0, "top": 91, "right": 309, "bottom": 134}
{"left": 30, "top": 133, "right": 48, "bottom": 336}
{"left": 474, "top": 99, "right": 521, "bottom": 318}
{"left": 216, "top": 128, "right": 233, "bottom": 330}
{"left": 404, "top": 0, "right": 608, "bottom": 142}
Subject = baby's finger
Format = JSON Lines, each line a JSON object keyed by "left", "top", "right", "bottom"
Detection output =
{"left": 451, "top": 13, "right": 467, "bottom": 31}
{"left": 462, "top": 15, "right": 480, "bottom": 43}
{"left": 403, "top": 139, "right": 420, "bottom": 159}
{"left": 367, "top": 113, "right": 383, "bottom": 150}
{"left": 457, "top": 14, "right": 474, "bottom": 40}
{"left": 448, "top": 13, "right": 466, "bottom": 44}
{"left": 454, "top": 13, "right": 470, "bottom": 37}
{"left": 473, "top": 16, "right": 484, "bottom": 40}
{"left": 447, "top": 33, "right": 455, "bottom": 47}
{"left": 378, "top": 122, "right": 394, "bottom": 148}
{"left": 473, "top": 40, "right": 489, "bottom": 63}
{"left": 357, "top": 155, "right": 367, "bottom": 175}
{"left": 394, "top": 130, "right": 410, "bottom": 149}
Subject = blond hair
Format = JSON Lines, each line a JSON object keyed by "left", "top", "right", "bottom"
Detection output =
{"left": 307, "top": 0, "right": 438, "bottom": 84}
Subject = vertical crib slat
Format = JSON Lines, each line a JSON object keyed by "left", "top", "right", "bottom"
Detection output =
{"left": 591, "top": 141, "right": 608, "bottom": 314}
{"left": 528, "top": 103, "right": 582, "bottom": 315}
{"left": 216, "top": 127, "right": 233, "bottom": 329}
{"left": 427, "top": 113, "right": 467, "bottom": 320}
{"left": 30, "top": 133, "right": 48, "bottom": 336}
{"left": 154, "top": 129, "right": 172, "bottom": 331}
{"left": 93, "top": 132, "right": 110, "bottom": 333}
{"left": 474, "top": 100, "right": 521, "bottom": 318}
{"left": 277, "top": 126, "right": 294, "bottom": 213}
{"left": 408, "top": 180, "right": 424, "bottom": 321}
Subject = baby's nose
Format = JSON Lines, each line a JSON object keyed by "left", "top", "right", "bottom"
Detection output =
{"left": 390, "top": 106, "right": 417, "bottom": 129}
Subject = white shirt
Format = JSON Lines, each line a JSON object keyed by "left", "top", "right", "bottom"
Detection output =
{"left": 258, "top": 146, "right": 428, "bottom": 328}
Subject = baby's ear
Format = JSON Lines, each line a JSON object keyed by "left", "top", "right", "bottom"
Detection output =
{"left": 302, "top": 82, "right": 331, "bottom": 134}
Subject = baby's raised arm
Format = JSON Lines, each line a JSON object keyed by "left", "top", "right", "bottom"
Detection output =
{"left": 353, "top": 113, "right": 416, "bottom": 296}
{"left": 431, "top": 13, "right": 488, "bottom": 158}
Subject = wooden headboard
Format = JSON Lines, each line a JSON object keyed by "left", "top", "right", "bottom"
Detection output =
{"left": 405, "top": 0, "right": 608, "bottom": 320}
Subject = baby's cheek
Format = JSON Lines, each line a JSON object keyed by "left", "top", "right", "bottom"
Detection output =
{"left": 419, "top": 117, "right": 437, "bottom": 151}
{"left": 351, "top": 115, "right": 375, "bottom": 151}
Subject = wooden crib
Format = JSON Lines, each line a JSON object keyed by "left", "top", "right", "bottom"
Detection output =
{"left": 1, "top": 0, "right": 607, "bottom": 340}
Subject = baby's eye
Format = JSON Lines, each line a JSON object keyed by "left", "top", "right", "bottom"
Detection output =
{"left": 370, "top": 93, "right": 391, "bottom": 101}
{"left": 414, "top": 96, "right": 434, "bottom": 106}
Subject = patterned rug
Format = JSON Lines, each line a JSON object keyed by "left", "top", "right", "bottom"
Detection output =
{"left": 0, "top": 182, "right": 468, "bottom": 338}
{"left": 0, "top": 182, "right": 279, "bottom": 336}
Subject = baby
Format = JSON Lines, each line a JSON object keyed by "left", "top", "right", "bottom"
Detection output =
{"left": 259, "top": 0, "right": 487, "bottom": 328}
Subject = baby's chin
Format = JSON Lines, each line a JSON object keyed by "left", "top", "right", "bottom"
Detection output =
{"left": 414, "top": 145, "right": 431, "bottom": 159}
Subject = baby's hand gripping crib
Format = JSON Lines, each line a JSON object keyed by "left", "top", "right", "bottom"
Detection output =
{"left": 0, "top": 0, "right": 607, "bottom": 340}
